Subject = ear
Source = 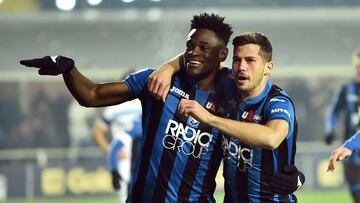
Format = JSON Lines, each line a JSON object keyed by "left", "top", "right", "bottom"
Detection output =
{"left": 219, "top": 47, "right": 228, "bottom": 62}
{"left": 264, "top": 61, "right": 274, "bottom": 76}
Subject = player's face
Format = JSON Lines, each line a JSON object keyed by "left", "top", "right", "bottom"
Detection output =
{"left": 184, "top": 29, "right": 226, "bottom": 81}
{"left": 232, "top": 44, "right": 273, "bottom": 97}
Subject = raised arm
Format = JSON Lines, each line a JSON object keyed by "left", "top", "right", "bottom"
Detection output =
{"left": 20, "top": 55, "right": 134, "bottom": 107}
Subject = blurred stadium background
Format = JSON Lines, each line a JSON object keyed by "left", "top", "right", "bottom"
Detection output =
{"left": 1, "top": 0, "right": 360, "bottom": 202}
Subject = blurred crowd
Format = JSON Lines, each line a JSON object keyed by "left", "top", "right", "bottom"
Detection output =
{"left": 0, "top": 74, "right": 342, "bottom": 150}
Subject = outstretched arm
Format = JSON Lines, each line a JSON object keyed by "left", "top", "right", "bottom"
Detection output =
{"left": 63, "top": 67, "right": 133, "bottom": 107}
{"left": 327, "top": 146, "right": 352, "bottom": 172}
{"left": 20, "top": 55, "right": 134, "bottom": 107}
{"left": 327, "top": 131, "right": 360, "bottom": 171}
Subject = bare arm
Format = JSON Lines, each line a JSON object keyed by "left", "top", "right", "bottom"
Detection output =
{"left": 92, "top": 123, "right": 109, "bottom": 154}
{"left": 20, "top": 56, "right": 134, "bottom": 107}
{"left": 63, "top": 67, "right": 134, "bottom": 107}
{"left": 178, "top": 99, "right": 289, "bottom": 149}
{"left": 208, "top": 116, "right": 288, "bottom": 149}
{"left": 148, "top": 53, "right": 184, "bottom": 102}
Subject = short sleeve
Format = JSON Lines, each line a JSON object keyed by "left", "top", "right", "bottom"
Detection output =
{"left": 124, "top": 68, "right": 154, "bottom": 97}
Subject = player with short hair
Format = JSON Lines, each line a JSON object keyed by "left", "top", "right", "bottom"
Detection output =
{"left": 149, "top": 32, "right": 303, "bottom": 202}
{"left": 20, "top": 13, "right": 233, "bottom": 202}
{"left": 178, "top": 32, "right": 299, "bottom": 202}
{"left": 325, "top": 50, "right": 360, "bottom": 202}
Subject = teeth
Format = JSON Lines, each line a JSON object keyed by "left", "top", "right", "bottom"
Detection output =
{"left": 189, "top": 60, "right": 201, "bottom": 64}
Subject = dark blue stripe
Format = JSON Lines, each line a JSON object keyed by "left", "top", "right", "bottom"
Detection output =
{"left": 131, "top": 99, "right": 164, "bottom": 203}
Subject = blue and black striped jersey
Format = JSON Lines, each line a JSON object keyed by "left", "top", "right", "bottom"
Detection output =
{"left": 326, "top": 81, "right": 360, "bottom": 165}
{"left": 222, "top": 81, "right": 298, "bottom": 203}
{"left": 124, "top": 68, "right": 234, "bottom": 203}
{"left": 326, "top": 81, "right": 360, "bottom": 141}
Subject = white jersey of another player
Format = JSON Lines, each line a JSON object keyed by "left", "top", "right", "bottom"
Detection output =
{"left": 94, "top": 99, "right": 142, "bottom": 203}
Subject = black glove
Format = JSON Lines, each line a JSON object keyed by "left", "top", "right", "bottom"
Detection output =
{"left": 111, "top": 170, "right": 122, "bottom": 191}
{"left": 20, "top": 55, "right": 74, "bottom": 75}
{"left": 324, "top": 132, "right": 335, "bottom": 145}
{"left": 270, "top": 165, "right": 305, "bottom": 195}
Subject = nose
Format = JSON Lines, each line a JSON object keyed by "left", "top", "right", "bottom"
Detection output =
{"left": 188, "top": 46, "right": 201, "bottom": 56}
{"left": 233, "top": 60, "right": 246, "bottom": 73}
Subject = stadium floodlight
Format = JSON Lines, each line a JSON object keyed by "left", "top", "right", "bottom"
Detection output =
{"left": 55, "top": 0, "right": 76, "bottom": 11}
{"left": 150, "top": 0, "right": 161, "bottom": 2}
{"left": 87, "top": 0, "right": 102, "bottom": 6}
{"left": 122, "top": 0, "right": 135, "bottom": 3}
{"left": 0, "top": 0, "right": 3, "bottom": 5}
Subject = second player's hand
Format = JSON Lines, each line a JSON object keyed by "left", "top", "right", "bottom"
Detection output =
{"left": 178, "top": 99, "right": 212, "bottom": 124}
{"left": 148, "top": 67, "right": 172, "bottom": 102}
{"left": 327, "top": 147, "right": 352, "bottom": 172}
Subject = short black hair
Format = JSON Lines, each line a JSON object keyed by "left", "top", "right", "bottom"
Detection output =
{"left": 232, "top": 32, "right": 273, "bottom": 62}
{"left": 190, "top": 13, "right": 233, "bottom": 46}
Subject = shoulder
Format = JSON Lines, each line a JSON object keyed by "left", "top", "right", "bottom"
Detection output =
{"left": 125, "top": 68, "right": 155, "bottom": 80}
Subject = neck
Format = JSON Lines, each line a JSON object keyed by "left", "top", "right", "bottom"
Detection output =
{"left": 197, "top": 69, "right": 218, "bottom": 91}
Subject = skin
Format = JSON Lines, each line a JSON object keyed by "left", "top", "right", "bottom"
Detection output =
{"left": 178, "top": 43, "right": 290, "bottom": 149}
{"left": 183, "top": 28, "right": 228, "bottom": 91}
{"left": 62, "top": 68, "right": 134, "bottom": 107}
{"left": 327, "top": 55, "right": 360, "bottom": 172}
{"left": 327, "top": 147, "right": 352, "bottom": 172}
{"left": 355, "top": 55, "right": 360, "bottom": 82}
{"left": 41, "top": 28, "right": 225, "bottom": 108}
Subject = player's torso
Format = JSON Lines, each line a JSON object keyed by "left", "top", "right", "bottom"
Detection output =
{"left": 222, "top": 83, "right": 296, "bottom": 203}
{"left": 129, "top": 70, "right": 233, "bottom": 203}
{"left": 345, "top": 82, "right": 360, "bottom": 139}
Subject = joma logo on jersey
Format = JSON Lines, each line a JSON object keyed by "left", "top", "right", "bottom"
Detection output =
{"left": 241, "top": 111, "right": 262, "bottom": 122}
{"left": 271, "top": 108, "right": 290, "bottom": 118}
{"left": 222, "top": 136, "right": 253, "bottom": 172}
{"left": 163, "top": 119, "right": 213, "bottom": 158}
{"left": 170, "top": 86, "right": 189, "bottom": 99}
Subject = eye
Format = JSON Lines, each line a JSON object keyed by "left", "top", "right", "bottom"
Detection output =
{"left": 199, "top": 45, "right": 209, "bottom": 51}
{"left": 247, "top": 58, "right": 256, "bottom": 63}
{"left": 232, "top": 57, "right": 240, "bottom": 63}
{"left": 186, "top": 42, "right": 193, "bottom": 50}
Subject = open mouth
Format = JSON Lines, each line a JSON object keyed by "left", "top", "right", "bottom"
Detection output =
{"left": 237, "top": 75, "right": 249, "bottom": 81}
{"left": 187, "top": 60, "right": 203, "bottom": 66}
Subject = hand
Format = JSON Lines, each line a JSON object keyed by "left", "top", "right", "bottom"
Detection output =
{"left": 111, "top": 170, "right": 122, "bottom": 191}
{"left": 327, "top": 147, "right": 352, "bottom": 172}
{"left": 147, "top": 67, "right": 174, "bottom": 102}
{"left": 270, "top": 165, "right": 305, "bottom": 194}
{"left": 20, "top": 55, "right": 74, "bottom": 75}
{"left": 324, "top": 132, "right": 335, "bottom": 145}
{"left": 178, "top": 99, "right": 212, "bottom": 124}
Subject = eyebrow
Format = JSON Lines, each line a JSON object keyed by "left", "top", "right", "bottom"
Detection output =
{"left": 232, "top": 56, "right": 257, "bottom": 60}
